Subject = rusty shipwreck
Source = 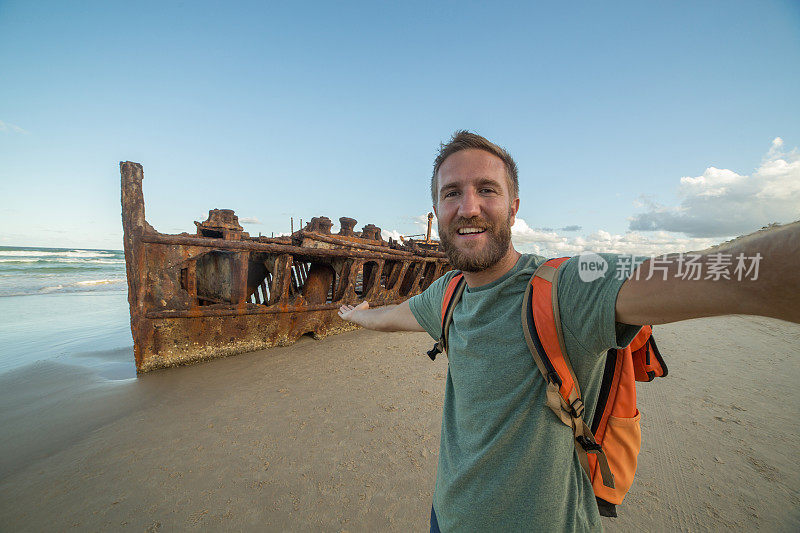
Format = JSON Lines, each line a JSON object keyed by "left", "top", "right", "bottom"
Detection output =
{"left": 121, "top": 162, "right": 451, "bottom": 373}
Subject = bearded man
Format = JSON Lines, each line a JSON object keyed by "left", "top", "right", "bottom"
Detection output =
{"left": 338, "top": 131, "right": 799, "bottom": 532}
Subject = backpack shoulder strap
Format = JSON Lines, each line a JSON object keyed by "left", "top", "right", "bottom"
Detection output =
{"left": 427, "top": 272, "right": 466, "bottom": 361}
{"left": 523, "top": 257, "right": 581, "bottom": 408}
{"left": 522, "top": 257, "right": 615, "bottom": 488}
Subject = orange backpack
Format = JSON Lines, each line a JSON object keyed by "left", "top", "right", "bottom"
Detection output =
{"left": 427, "top": 257, "right": 668, "bottom": 517}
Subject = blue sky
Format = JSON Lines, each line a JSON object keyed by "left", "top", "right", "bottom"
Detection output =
{"left": 1, "top": 0, "right": 798, "bottom": 254}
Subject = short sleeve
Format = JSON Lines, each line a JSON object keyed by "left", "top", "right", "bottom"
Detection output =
{"left": 408, "top": 270, "right": 458, "bottom": 340}
{"left": 556, "top": 254, "right": 644, "bottom": 356}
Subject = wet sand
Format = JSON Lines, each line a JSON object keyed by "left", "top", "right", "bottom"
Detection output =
{"left": 1, "top": 316, "right": 798, "bottom": 531}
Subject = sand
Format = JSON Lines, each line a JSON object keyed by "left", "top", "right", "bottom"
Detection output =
{"left": 1, "top": 316, "right": 798, "bottom": 532}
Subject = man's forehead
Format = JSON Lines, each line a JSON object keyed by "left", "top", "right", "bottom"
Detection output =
{"left": 439, "top": 148, "right": 506, "bottom": 177}
{"left": 438, "top": 149, "right": 507, "bottom": 188}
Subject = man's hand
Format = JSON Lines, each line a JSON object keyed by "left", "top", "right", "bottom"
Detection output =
{"left": 338, "top": 301, "right": 370, "bottom": 323}
{"left": 337, "top": 299, "right": 425, "bottom": 332}
{"left": 616, "top": 221, "right": 800, "bottom": 325}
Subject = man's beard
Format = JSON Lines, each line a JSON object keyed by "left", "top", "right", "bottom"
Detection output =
{"left": 439, "top": 212, "right": 513, "bottom": 272}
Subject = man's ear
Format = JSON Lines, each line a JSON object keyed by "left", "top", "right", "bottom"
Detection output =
{"left": 509, "top": 197, "right": 520, "bottom": 222}
{"left": 433, "top": 204, "right": 438, "bottom": 218}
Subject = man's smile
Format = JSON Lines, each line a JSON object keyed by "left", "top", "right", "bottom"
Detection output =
{"left": 457, "top": 227, "right": 487, "bottom": 236}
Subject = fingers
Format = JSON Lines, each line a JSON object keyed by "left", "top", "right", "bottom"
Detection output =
{"left": 338, "top": 302, "right": 368, "bottom": 321}
{"left": 338, "top": 302, "right": 367, "bottom": 311}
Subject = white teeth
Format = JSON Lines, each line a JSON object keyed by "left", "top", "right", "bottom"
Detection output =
{"left": 458, "top": 227, "right": 485, "bottom": 235}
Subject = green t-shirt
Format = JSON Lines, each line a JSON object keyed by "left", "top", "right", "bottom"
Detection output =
{"left": 409, "top": 254, "right": 641, "bottom": 532}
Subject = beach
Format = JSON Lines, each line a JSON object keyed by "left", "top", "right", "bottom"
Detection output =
{"left": 1, "top": 315, "right": 798, "bottom": 531}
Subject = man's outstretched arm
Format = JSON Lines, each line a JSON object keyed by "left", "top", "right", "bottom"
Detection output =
{"left": 616, "top": 222, "right": 800, "bottom": 326}
{"left": 338, "top": 300, "right": 425, "bottom": 332}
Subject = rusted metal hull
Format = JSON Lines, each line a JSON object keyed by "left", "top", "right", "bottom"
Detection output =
{"left": 121, "top": 162, "right": 450, "bottom": 373}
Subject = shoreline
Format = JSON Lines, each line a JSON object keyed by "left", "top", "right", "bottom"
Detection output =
{"left": 0, "top": 290, "right": 133, "bottom": 376}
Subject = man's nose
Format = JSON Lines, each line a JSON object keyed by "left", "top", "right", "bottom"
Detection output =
{"left": 457, "top": 190, "right": 481, "bottom": 218}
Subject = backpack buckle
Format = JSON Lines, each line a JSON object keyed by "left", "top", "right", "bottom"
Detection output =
{"left": 576, "top": 435, "right": 602, "bottom": 452}
{"left": 569, "top": 398, "right": 585, "bottom": 418}
{"left": 546, "top": 371, "right": 562, "bottom": 388}
{"left": 427, "top": 339, "right": 444, "bottom": 361}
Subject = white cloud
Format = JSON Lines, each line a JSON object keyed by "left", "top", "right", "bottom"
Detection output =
{"left": 768, "top": 136, "right": 784, "bottom": 155}
{"left": 239, "top": 216, "right": 262, "bottom": 224}
{"left": 0, "top": 120, "right": 29, "bottom": 134}
{"left": 381, "top": 229, "right": 404, "bottom": 241}
{"left": 510, "top": 218, "right": 716, "bottom": 256}
{"left": 629, "top": 138, "right": 800, "bottom": 237}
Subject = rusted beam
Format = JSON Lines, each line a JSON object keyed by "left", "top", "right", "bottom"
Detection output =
{"left": 274, "top": 254, "right": 293, "bottom": 304}
{"left": 426, "top": 212, "right": 434, "bottom": 242}
{"left": 300, "top": 231, "right": 415, "bottom": 255}
{"left": 120, "top": 162, "right": 149, "bottom": 369}
{"left": 303, "top": 230, "right": 448, "bottom": 259}
{"left": 140, "top": 233, "right": 442, "bottom": 262}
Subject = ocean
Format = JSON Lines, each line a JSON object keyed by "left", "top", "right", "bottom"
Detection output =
{"left": 0, "top": 246, "right": 135, "bottom": 380}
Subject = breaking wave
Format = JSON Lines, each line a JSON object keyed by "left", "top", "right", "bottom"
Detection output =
{"left": 0, "top": 246, "right": 127, "bottom": 297}
{"left": 0, "top": 249, "right": 119, "bottom": 258}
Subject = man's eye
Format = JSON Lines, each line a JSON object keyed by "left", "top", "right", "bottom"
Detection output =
{"left": 480, "top": 188, "right": 496, "bottom": 194}
{"left": 443, "top": 191, "right": 459, "bottom": 198}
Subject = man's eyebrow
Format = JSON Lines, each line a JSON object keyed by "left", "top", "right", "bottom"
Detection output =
{"left": 474, "top": 177, "right": 504, "bottom": 188}
{"left": 439, "top": 183, "right": 460, "bottom": 195}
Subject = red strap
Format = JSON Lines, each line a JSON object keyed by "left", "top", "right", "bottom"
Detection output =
{"left": 441, "top": 273, "right": 465, "bottom": 327}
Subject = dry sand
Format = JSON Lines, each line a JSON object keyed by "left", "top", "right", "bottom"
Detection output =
{"left": 1, "top": 316, "right": 798, "bottom": 532}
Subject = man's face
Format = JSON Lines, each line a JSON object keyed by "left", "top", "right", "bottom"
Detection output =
{"left": 434, "top": 149, "right": 519, "bottom": 272}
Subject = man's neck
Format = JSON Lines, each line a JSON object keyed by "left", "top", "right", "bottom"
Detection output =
{"left": 462, "top": 247, "right": 522, "bottom": 288}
